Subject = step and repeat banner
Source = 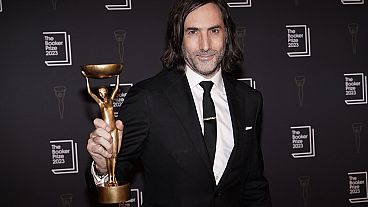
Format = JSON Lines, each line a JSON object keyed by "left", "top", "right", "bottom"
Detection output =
{"left": 0, "top": 0, "right": 367, "bottom": 207}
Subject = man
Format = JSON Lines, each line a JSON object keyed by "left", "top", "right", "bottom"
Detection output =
{"left": 87, "top": 0, "right": 272, "bottom": 206}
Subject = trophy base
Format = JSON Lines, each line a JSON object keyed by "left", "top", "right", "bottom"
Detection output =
{"left": 97, "top": 181, "right": 130, "bottom": 204}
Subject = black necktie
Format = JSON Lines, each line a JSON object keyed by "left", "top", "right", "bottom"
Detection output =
{"left": 199, "top": 81, "right": 217, "bottom": 165}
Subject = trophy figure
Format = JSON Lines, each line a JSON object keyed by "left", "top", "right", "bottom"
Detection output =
{"left": 114, "top": 30, "right": 126, "bottom": 63}
{"left": 51, "top": 0, "right": 58, "bottom": 10}
{"left": 236, "top": 27, "right": 246, "bottom": 54}
{"left": 295, "top": 76, "right": 305, "bottom": 107}
{"left": 81, "top": 63, "right": 130, "bottom": 204}
{"left": 60, "top": 194, "right": 73, "bottom": 207}
{"left": 54, "top": 86, "right": 66, "bottom": 119}
{"left": 348, "top": 23, "right": 358, "bottom": 55}
{"left": 352, "top": 123, "right": 362, "bottom": 153}
{"left": 299, "top": 176, "right": 310, "bottom": 207}
{"left": 294, "top": 0, "right": 299, "bottom": 6}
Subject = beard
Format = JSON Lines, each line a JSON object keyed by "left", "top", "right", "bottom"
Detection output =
{"left": 182, "top": 47, "right": 225, "bottom": 77}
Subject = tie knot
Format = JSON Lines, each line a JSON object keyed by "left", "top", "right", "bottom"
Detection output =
{"left": 199, "top": 81, "right": 214, "bottom": 93}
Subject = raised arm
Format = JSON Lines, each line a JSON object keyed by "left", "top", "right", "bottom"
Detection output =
{"left": 86, "top": 77, "right": 102, "bottom": 104}
{"left": 110, "top": 75, "right": 120, "bottom": 100}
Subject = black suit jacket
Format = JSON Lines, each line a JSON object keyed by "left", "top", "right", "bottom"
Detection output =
{"left": 113, "top": 69, "right": 271, "bottom": 207}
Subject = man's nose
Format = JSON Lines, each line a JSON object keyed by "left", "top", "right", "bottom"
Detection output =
{"left": 199, "top": 32, "right": 210, "bottom": 51}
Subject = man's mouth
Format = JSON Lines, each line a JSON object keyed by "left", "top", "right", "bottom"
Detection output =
{"left": 197, "top": 54, "right": 215, "bottom": 61}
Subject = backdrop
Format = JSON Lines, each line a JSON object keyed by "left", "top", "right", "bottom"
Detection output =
{"left": 0, "top": 0, "right": 367, "bottom": 207}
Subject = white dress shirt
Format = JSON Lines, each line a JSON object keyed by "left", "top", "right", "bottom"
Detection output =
{"left": 185, "top": 66, "right": 234, "bottom": 185}
{"left": 92, "top": 67, "right": 235, "bottom": 186}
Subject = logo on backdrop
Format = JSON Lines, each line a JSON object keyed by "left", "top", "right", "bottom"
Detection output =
{"left": 54, "top": 86, "right": 66, "bottom": 119}
{"left": 286, "top": 25, "right": 311, "bottom": 57}
{"left": 344, "top": 73, "right": 367, "bottom": 105}
{"left": 348, "top": 23, "right": 359, "bottom": 55}
{"left": 119, "top": 188, "right": 143, "bottom": 207}
{"left": 106, "top": 0, "right": 132, "bottom": 10}
{"left": 295, "top": 76, "right": 305, "bottom": 107}
{"left": 50, "top": 139, "right": 79, "bottom": 174}
{"left": 348, "top": 171, "right": 368, "bottom": 203}
{"left": 352, "top": 123, "right": 363, "bottom": 153}
{"left": 51, "top": 0, "right": 58, "bottom": 10}
{"left": 43, "top": 31, "right": 72, "bottom": 66}
{"left": 110, "top": 83, "right": 132, "bottom": 117}
{"left": 227, "top": 0, "right": 252, "bottom": 7}
{"left": 238, "top": 78, "right": 256, "bottom": 89}
{"left": 60, "top": 194, "right": 73, "bottom": 207}
{"left": 299, "top": 176, "right": 310, "bottom": 207}
{"left": 114, "top": 30, "right": 127, "bottom": 63}
{"left": 236, "top": 27, "right": 246, "bottom": 54}
{"left": 291, "top": 126, "right": 316, "bottom": 158}
{"left": 341, "top": 0, "right": 364, "bottom": 5}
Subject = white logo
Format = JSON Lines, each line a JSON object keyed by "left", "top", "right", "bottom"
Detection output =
{"left": 0, "top": 0, "right": 3, "bottom": 12}
{"left": 286, "top": 25, "right": 311, "bottom": 57}
{"left": 341, "top": 0, "right": 364, "bottom": 5}
{"left": 120, "top": 188, "right": 143, "bottom": 207}
{"left": 43, "top": 31, "right": 72, "bottom": 66}
{"left": 344, "top": 73, "right": 367, "bottom": 105}
{"left": 110, "top": 83, "right": 133, "bottom": 117}
{"left": 227, "top": 0, "right": 252, "bottom": 7}
{"left": 291, "top": 126, "right": 316, "bottom": 158}
{"left": 50, "top": 139, "right": 79, "bottom": 174}
{"left": 238, "top": 78, "right": 256, "bottom": 89}
{"left": 348, "top": 171, "right": 368, "bottom": 203}
{"left": 106, "top": 0, "right": 132, "bottom": 10}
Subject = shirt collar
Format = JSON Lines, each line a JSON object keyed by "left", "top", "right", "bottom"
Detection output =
{"left": 185, "top": 65, "right": 224, "bottom": 93}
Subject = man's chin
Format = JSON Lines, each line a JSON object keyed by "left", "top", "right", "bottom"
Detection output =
{"left": 194, "top": 66, "right": 219, "bottom": 77}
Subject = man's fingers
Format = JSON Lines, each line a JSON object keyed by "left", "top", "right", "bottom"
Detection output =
{"left": 91, "top": 128, "right": 112, "bottom": 143}
{"left": 87, "top": 138, "right": 112, "bottom": 158}
{"left": 93, "top": 118, "right": 107, "bottom": 129}
{"left": 92, "top": 135, "right": 113, "bottom": 154}
{"left": 93, "top": 118, "right": 112, "bottom": 131}
{"left": 116, "top": 120, "right": 124, "bottom": 131}
{"left": 93, "top": 143, "right": 112, "bottom": 158}
{"left": 89, "top": 118, "right": 124, "bottom": 157}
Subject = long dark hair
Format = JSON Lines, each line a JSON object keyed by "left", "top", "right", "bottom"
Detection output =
{"left": 161, "top": 0, "right": 243, "bottom": 73}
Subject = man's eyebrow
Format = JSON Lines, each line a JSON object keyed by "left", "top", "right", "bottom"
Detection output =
{"left": 208, "top": 25, "right": 221, "bottom": 30}
{"left": 185, "top": 25, "right": 222, "bottom": 31}
{"left": 185, "top": 27, "right": 199, "bottom": 31}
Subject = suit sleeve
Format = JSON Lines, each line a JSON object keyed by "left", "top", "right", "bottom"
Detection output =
{"left": 115, "top": 84, "right": 150, "bottom": 182}
{"left": 242, "top": 92, "right": 272, "bottom": 207}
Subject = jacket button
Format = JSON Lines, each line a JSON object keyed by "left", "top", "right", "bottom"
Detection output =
{"left": 215, "top": 192, "right": 222, "bottom": 197}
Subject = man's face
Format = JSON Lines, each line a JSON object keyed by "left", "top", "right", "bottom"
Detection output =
{"left": 182, "top": 3, "right": 226, "bottom": 78}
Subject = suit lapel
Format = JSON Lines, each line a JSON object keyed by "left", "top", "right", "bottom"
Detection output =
{"left": 163, "top": 71, "right": 214, "bottom": 176}
{"left": 217, "top": 73, "right": 244, "bottom": 188}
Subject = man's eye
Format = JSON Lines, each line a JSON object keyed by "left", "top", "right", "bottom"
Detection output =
{"left": 187, "top": 30, "right": 198, "bottom": 35}
{"left": 211, "top": 29, "right": 220, "bottom": 34}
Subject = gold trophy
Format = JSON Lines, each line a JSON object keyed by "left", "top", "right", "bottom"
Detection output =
{"left": 81, "top": 63, "right": 130, "bottom": 204}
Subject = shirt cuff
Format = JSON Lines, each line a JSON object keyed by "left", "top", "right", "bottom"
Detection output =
{"left": 91, "top": 161, "right": 108, "bottom": 186}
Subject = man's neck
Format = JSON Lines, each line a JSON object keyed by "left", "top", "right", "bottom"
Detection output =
{"left": 185, "top": 66, "right": 221, "bottom": 80}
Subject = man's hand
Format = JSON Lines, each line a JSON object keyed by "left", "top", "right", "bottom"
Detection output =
{"left": 86, "top": 118, "right": 124, "bottom": 175}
